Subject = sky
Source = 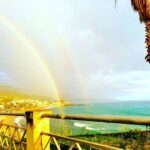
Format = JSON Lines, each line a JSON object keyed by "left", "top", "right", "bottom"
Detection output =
{"left": 0, "top": 0, "right": 150, "bottom": 102}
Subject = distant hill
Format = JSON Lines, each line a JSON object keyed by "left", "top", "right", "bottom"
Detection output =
{"left": 0, "top": 85, "right": 51, "bottom": 101}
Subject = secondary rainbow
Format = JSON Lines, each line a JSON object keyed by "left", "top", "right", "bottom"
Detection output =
{"left": 0, "top": 15, "right": 60, "bottom": 101}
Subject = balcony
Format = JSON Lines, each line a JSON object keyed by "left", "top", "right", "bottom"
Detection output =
{"left": 0, "top": 111, "right": 149, "bottom": 150}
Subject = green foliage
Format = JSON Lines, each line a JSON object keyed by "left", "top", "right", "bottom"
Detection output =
{"left": 72, "top": 130, "right": 150, "bottom": 149}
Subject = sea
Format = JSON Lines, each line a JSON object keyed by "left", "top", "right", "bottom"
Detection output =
{"left": 50, "top": 101, "right": 150, "bottom": 136}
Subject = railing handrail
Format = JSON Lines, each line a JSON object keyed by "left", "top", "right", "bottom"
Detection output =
{"left": 0, "top": 112, "right": 25, "bottom": 116}
{"left": 41, "top": 114, "right": 150, "bottom": 125}
{"left": 0, "top": 112, "right": 149, "bottom": 125}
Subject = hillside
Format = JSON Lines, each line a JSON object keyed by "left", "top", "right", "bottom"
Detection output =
{"left": 0, "top": 85, "right": 51, "bottom": 100}
{"left": 0, "top": 85, "right": 53, "bottom": 112}
{"left": 0, "top": 85, "right": 73, "bottom": 112}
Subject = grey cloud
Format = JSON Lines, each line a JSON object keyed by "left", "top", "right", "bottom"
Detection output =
{"left": 0, "top": 0, "right": 149, "bottom": 101}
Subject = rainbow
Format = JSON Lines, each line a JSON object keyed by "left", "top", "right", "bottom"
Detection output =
{"left": 38, "top": 11, "right": 88, "bottom": 104}
{"left": 60, "top": 39, "right": 89, "bottom": 104}
{"left": 0, "top": 15, "right": 60, "bottom": 101}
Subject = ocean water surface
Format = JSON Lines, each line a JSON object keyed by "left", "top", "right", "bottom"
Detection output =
{"left": 51, "top": 101, "right": 150, "bottom": 135}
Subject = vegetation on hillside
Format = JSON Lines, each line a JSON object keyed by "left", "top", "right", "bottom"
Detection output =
{"left": 73, "top": 130, "right": 150, "bottom": 149}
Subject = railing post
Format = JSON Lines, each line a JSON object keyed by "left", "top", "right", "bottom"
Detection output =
{"left": 25, "top": 110, "right": 51, "bottom": 150}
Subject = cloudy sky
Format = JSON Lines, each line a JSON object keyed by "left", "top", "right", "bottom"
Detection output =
{"left": 0, "top": 0, "right": 149, "bottom": 102}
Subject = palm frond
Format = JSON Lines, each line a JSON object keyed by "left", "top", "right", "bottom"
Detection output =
{"left": 131, "top": 0, "right": 147, "bottom": 22}
{"left": 115, "top": 0, "right": 150, "bottom": 63}
{"left": 115, "top": 0, "right": 148, "bottom": 22}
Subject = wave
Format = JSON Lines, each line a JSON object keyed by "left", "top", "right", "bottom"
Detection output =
{"left": 85, "top": 126, "right": 106, "bottom": 131}
{"left": 14, "top": 117, "right": 26, "bottom": 127}
{"left": 74, "top": 122, "right": 106, "bottom": 131}
{"left": 74, "top": 122, "right": 89, "bottom": 128}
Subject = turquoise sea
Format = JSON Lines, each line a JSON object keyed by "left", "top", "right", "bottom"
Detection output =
{"left": 50, "top": 101, "right": 150, "bottom": 136}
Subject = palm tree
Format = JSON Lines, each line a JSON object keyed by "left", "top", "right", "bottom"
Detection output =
{"left": 116, "top": 0, "right": 150, "bottom": 63}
